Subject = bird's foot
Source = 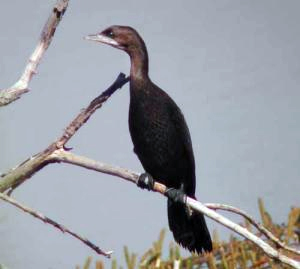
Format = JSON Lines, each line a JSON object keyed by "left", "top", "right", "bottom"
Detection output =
{"left": 165, "top": 188, "right": 187, "bottom": 204}
{"left": 137, "top": 172, "right": 154, "bottom": 191}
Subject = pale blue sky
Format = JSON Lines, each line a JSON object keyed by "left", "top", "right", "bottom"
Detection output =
{"left": 0, "top": 1, "right": 300, "bottom": 268}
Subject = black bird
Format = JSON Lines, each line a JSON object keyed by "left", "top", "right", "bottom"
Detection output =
{"left": 86, "top": 26, "right": 212, "bottom": 253}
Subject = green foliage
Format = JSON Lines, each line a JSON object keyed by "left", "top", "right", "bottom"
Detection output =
{"left": 77, "top": 200, "right": 300, "bottom": 269}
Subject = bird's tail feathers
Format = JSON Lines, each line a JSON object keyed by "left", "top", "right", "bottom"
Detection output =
{"left": 167, "top": 198, "right": 212, "bottom": 253}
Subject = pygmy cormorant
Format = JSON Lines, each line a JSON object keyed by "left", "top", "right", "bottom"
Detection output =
{"left": 86, "top": 26, "right": 212, "bottom": 253}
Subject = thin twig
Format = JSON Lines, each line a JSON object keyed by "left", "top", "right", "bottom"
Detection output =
{"left": 205, "top": 203, "right": 300, "bottom": 256}
{"left": 0, "top": 0, "right": 69, "bottom": 107}
{"left": 0, "top": 192, "right": 112, "bottom": 257}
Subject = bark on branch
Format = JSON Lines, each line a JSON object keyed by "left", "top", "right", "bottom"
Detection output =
{"left": 0, "top": 73, "right": 129, "bottom": 257}
{"left": 0, "top": 192, "right": 113, "bottom": 257}
{"left": 205, "top": 203, "right": 300, "bottom": 256}
{"left": 0, "top": 73, "right": 129, "bottom": 193}
{"left": 0, "top": 0, "right": 69, "bottom": 107}
{"left": 0, "top": 3, "right": 298, "bottom": 264}
{"left": 47, "top": 149, "right": 300, "bottom": 268}
{"left": 0, "top": 72, "right": 299, "bottom": 265}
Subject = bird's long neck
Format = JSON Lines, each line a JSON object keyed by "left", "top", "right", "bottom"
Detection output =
{"left": 129, "top": 42, "right": 149, "bottom": 81}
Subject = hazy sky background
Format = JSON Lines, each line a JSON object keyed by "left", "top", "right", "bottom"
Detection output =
{"left": 0, "top": 0, "right": 300, "bottom": 268}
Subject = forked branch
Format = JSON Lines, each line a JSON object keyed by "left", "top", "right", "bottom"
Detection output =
{"left": 0, "top": 73, "right": 129, "bottom": 257}
{"left": 205, "top": 203, "right": 300, "bottom": 256}
{"left": 0, "top": 73, "right": 129, "bottom": 193}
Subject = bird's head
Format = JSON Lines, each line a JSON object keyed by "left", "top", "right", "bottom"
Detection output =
{"left": 85, "top": 25, "right": 146, "bottom": 55}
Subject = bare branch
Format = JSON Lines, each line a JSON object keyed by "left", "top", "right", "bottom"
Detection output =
{"left": 0, "top": 73, "right": 129, "bottom": 193}
{"left": 205, "top": 203, "right": 300, "bottom": 256}
{"left": 0, "top": 73, "right": 128, "bottom": 257}
{"left": 0, "top": 0, "right": 69, "bottom": 107}
{"left": 1, "top": 68, "right": 298, "bottom": 266}
{"left": 47, "top": 149, "right": 300, "bottom": 268}
{"left": 49, "top": 149, "right": 167, "bottom": 194}
{"left": 0, "top": 48, "right": 298, "bottom": 266}
{"left": 0, "top": 192, "right": 112, "bottom": 257}
{"left": 50, "top": 149, "right": 139, "bottom": 183}
{"left": 55, "top": 73, "right": 130, "bottom": 148}
{"left": 187, "top": 199, "right": 300, "bottom": 269}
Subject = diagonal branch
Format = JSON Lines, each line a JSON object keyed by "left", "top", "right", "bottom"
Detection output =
{"left": 205, "top": 203, "right": 300, "bottom": 256}
{"left": 186, "top": 199, "right": 300, "bottom": 268}
{"left": 49, "top": 149, "right": 166, "bottom": 193}
{"left": 0, "top": 191, "right": 112, "bottom": 257}
{"left": 0, "top": 73, "right": 129, "bottom": 193}
{"left": 0, "top": 55, "right": 298, "bottom": 266}
{"left": 0, "top": 0, "right": 69, "bottom": 107}
{"left": 55, "top": 73, "right": 130, "bottom": 148}
{"left": 48, "top": 149, "right": 300, "bottom": 269}
{"left": 0, "top": 73, "right": 128, "bottom": 258}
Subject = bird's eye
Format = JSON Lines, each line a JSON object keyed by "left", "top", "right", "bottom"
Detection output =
{"left": 107, "top": 30, "right": 115, "bottom": 38}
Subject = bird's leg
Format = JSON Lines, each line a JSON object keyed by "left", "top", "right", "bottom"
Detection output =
{"left": 180, "top": 183, "right": 192, "bottom": 217}
{"left": 165, "top": 185, "right": 191, "bottom": 219}
{"left": 137, "top": 172, "right": 154, "bottom": 191}
{"left": 165, "top": 185, "right": 187, "bottom": 205}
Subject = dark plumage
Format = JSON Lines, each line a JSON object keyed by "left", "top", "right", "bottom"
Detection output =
{"left": 86, "top": 25, "right": 212, "bottom": 253}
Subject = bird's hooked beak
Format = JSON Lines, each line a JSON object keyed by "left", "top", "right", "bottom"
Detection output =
{"left": 85, "top": 33, "right": 122, "bottom": 49}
